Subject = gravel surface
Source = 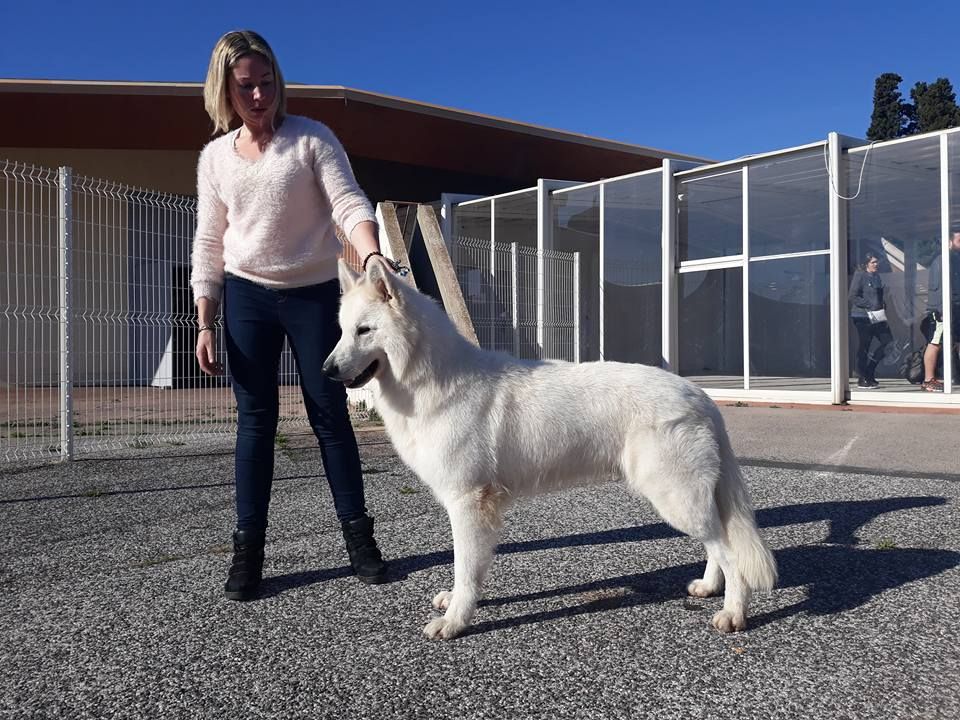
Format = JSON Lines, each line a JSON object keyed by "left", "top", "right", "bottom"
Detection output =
{"left": 1, "top": 417, "right": 958, "bottom": 719}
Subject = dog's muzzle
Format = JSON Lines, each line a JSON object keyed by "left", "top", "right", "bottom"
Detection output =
{"left": 322, "top": 358, "right": 380, "bottom": 389}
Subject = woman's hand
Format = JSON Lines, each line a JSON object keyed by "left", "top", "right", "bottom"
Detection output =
{"left": 196, "top": 328, "right": 224, "bottom": 376}
{"left": 195, "top": 297, "right": 223, "bottom": 376}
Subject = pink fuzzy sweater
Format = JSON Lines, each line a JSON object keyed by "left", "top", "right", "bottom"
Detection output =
{"left": 190, "top": 115, "right": 376, "bottom": 303}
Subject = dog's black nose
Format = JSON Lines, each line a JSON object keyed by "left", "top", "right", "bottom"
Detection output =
{"left": 321, "top": 359, "right": 338, "bottom": 378}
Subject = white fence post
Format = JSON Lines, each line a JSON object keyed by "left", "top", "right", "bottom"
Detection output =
{"left": 662, "top": 159, "right": 679, "bottom": 373}
{"left": 573, "top": 251, "right": 581, "bottom": 363}
{"left": 511, "top": 242, "right": 520, "bottom": 358}
{"left": 489, "top": 198, "right": 496, "bottom": 348}
{"left": 58, "top": 166, "right": 74, "bottom": 461}
{"left": 828, "top": 132, "right": 849, "bottom": 404}
{"left": 940, "top": 133, "right": 953, "bottom": 395}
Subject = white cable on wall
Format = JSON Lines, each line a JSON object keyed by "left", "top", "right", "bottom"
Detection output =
{"left": 823, "top": 138, "right": 877, "bottom": 201}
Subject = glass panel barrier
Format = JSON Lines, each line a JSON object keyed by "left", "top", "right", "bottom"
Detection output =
{"left": 678, "top": 170, "right": 742, "bottom": 262}
{"left": 679, "top": 267, "right": 743, "bottom": 388}
{"left": 552, "top": 187, "right": 600, "bottom": 360}
{"left": 846, "top": 137, "right": 940, "bottom": 394}
{"left": 749, "top": 150, "right": 829, "bottom": 257}
{"left": 748, "top": 255, "right": 830, "bottom": 390}
{"left": 746, "top": 148, "right": 831, "bottom": 391}
{"left": 603, "top": 173, "right": 662, "bottom": 366}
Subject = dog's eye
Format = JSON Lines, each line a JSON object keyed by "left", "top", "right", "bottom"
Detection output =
{"left": 357, "top": 326, "right": 371, "bottom": 336}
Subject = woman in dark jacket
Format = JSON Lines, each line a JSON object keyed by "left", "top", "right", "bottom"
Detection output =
{"left": 848, "top": 252, "right": 894, "bottom": 389}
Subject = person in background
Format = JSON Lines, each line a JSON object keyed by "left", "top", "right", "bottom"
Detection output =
{"left": 848, "top": 252, "right": 893, "bottom": 389}
{"left": 920, "top": 230, "right": 960, "bottom": 392}
{"left": 191, "top": 30, "right": 389, "bottom": 600}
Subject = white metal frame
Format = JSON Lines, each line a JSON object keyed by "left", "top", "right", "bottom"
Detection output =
{"left": 599, "top": 182, "right": 606, "bottom": 360}
{"left": 940, "top": 133, "right": 953, "bottom": 395}
{"left": 662, "top": 160, "right": 678, "bottom": 372}
{"left": 828, "top": 132, "right": 848, "bottom": 404}
{"left": 440, "top": 192, "right": 481, "bottom": 249}
{"left": 742, "top": 165, "right": 751, "bottom": 390}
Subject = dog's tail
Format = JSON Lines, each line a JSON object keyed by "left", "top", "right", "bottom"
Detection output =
{"left": 714, "top": 421, "right": 778, "bottom": 592}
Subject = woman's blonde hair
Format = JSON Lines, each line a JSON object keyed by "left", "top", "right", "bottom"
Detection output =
{"left": 203, "top": 30, "right": 287, "bottom": 135}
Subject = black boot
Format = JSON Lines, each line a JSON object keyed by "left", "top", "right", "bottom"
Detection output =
{"left": 341, "top": 515, "right": 388, "bottom": 584}
{"left": 224, "top": 528, "right": 265, "bottom": 601}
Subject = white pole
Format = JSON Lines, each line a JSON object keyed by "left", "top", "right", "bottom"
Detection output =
{"left": 599, "top": 182, "right": 605, "bottom": 360}
{"left": 573, "top": 251, "right": 581, "bottom": 363}
{"left": 58, "top": 167, "right": 74, "bottom": 461}
{"left": 511, "top": 242, "right": 520, "bottom": 358}
{"left": 828, "top": 133, "right": 849, "bottom": 404}
{"left": 662, "top": 159, "right": 678, "bottom": 373}
{"left": 490, "top": 198, "right": 496, "bottom": 350}
{"left": 742, "top": 166, "right": 750, "bottom": 390}
{"left": 536, "top": 180, "right": 547, "bottom": 358}
{"left": 941, "top": 133, "right": 953, "bottom": 394}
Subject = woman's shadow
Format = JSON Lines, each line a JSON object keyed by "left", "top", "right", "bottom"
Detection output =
{"left": 260, "top": 495, "right": 958, "bottom": 635}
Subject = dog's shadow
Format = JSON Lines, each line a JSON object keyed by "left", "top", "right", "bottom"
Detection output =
{"left": 261, "top": 496, "right": 959, "bottom": 633}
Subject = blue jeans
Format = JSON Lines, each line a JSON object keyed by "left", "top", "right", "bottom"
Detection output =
{"left": 223, "top": 274, "right": 366, "bottom": 531}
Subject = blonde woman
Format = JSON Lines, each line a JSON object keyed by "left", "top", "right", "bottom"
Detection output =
{"left": 192, "top": 30, "right": 389, "bottom": 599}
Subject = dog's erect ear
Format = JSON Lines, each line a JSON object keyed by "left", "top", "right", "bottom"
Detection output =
{"left": 365, "top": 255, "right": 399, "bottom": 304}
{"left": 338, "top": 259, "right": 361, "bottom": 291}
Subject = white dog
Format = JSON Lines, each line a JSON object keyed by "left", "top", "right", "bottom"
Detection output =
{"left": 323, "top": 257, "right": 777, "bottom": 640}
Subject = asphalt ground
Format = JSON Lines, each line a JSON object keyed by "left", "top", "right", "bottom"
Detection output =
{"left": 1, "top": 405, "right": 958, "bottom": 719}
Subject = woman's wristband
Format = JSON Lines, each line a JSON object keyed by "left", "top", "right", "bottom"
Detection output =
{"left": 198, "top": 325, "right": 216, "bottom": 333}
{"left": 360, "top": 250, "right": 409, "bottom": 277}
{"left": 362, "top": 251, "right": 383, "bottom": 271}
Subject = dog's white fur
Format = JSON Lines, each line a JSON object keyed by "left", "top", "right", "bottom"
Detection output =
{"left": 325, "top": 257, "right": 777, "bottom": 640}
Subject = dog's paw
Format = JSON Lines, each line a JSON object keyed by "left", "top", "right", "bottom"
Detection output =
{"left": 432, "top": 590, "right": 453, "bottom": 611}
{"left": 423, "top": 616, "right": 466, "bottom": 640}
{"left": 687, "top": 579, "right": 722, "bottom": 598}
{"left": 711, "top": 609, "right": 747, "bottom": 633}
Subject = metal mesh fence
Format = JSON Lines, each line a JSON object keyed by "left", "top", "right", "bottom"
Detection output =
{"left": 451, "top": 236, "right": 578, "bottom": 360}
{"left": 1, "top": 161, "right": 373, "bottom": 463}
{"left": 1, "top": 162, "right": 62, "bottom": 460}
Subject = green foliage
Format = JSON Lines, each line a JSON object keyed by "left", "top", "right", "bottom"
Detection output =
{"left": 868, "top": 73, "right": 960, "bottom": 139}
{"left": 909, "top": 78, "right": 960, "bottom": 134}
{"left": 867, "top": 73, "right": 909, "bottom": 141}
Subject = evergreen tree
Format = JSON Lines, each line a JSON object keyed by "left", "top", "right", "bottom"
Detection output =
{"left": 867, "top": 73, "right": 908, "bottom": 140}
{"left": 909, "top": 78, "right": 960, "bottom": 133}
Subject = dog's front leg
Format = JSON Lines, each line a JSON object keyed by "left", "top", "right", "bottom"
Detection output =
{"left": 424, "top": 488, "right": 504, "bottom": 640}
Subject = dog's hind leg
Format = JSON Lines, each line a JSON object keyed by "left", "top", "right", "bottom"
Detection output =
{"left": 623, "top": 423, "right": 750, "bottom": 632}
{"left": 643, "top": 485, "right": 748, "bottom": 631}
{"left": 423, "top": 485, "right": 507, "bottom": 640}
{"left": 687, "top": 548, "right": 724, "bottom": 598}
{"left": 700, "top": 537, "right": 750, "bottom": 632}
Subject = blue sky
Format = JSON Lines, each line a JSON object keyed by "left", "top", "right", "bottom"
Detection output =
{"left": 5, "top": 0, "right": 959, "bottom": 161}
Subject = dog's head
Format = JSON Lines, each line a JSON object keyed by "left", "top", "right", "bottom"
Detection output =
{"left": 322, "top": 255, "right": 410, "bottom": 388}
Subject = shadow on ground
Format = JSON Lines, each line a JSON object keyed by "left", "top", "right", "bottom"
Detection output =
{"left": 261, "top": 495, "right": 958, "bottom": 634}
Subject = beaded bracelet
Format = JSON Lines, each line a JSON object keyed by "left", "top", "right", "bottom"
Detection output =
{"left": 361, "top": 251, "right": 410, "bottom": 277}
{"left": 362, "top": 251, "right": 383, "bottom": 271}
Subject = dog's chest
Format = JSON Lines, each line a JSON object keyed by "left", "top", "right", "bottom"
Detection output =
{"left": 383, "top": 413, "right": 453, "bottom": 481}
